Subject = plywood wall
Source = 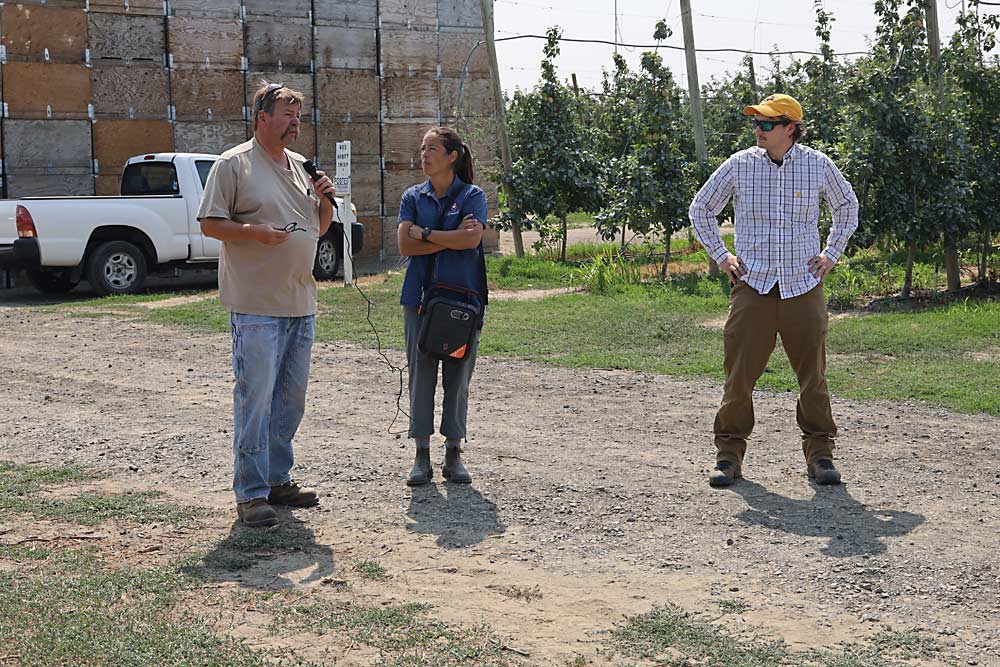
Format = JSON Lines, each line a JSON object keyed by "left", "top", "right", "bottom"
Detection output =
{"left": 0, "top": 0, "right": 497, "bottom": 260}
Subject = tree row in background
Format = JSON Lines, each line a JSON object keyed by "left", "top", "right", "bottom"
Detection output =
{"left": 490, "top": 0, "right": 1000, "bottom": 294}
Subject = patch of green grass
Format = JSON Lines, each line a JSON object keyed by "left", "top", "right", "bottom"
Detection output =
{"left": 0, "top": 544, "right": 51, "bottom": 561}
{"left": 271, "top": 598, "right": 527, "bottom": 666}
{"left": 184, "top": 526, "right": 314, "bottom": 575}
{"left": 486, "top": 254, "right": 575, "bottom": 289}
{"left": 611, "top": 606, "right": 944, "bottom": 667}
{"left": 717, "top": 599, "right": 750, "bottom": 614}
{"left": 0, "top": 558, "right": 315, "bottom": 667}
{"left": 355, "top": 559, "right": 389, "bottom": 580}
{"left": 0, "top": 462, "right": 199, "bottom": 526}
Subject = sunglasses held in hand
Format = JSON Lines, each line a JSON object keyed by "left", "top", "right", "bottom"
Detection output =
{"left": 274, "top": 222, "right": 308, "bottom": 233}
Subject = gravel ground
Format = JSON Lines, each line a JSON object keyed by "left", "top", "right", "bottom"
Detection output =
{"left": 1, "top": 299, "right": 998, "bottom": 665}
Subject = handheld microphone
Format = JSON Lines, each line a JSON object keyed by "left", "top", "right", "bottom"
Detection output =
{"left": 303, "top": 160, "right": 338, "bottom": 210}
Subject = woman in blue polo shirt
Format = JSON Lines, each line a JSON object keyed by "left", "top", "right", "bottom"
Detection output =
{"left": 396, "top": 127, "right": 488, "bottom": 487}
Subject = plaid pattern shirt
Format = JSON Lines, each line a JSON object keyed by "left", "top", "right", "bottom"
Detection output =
{"left": 689, "top": 143, "right": 859, "bottom": 299}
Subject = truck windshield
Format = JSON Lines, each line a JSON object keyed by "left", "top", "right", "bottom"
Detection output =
{"left": 195, "top": 160, "right": 216, "bottom": 188}
{"left": 121, "top": 162, "right": 180, "bottom": 196}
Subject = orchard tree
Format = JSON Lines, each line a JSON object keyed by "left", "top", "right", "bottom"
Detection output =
{"left": 499, "top": 27, "right": 603, "bottom": 260}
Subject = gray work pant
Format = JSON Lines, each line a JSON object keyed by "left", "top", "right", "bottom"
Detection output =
{"left": 403, "top": 306, "right": 481, "bottom": 440}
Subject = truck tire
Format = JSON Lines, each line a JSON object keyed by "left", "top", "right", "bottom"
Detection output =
{"left": 86, "top": 240, "right": 148, "bottom": 296}
{"left": 313, "top": 232, "right": 341, "bottom": 281}
{"left": 26, "top": 268, "right": 79, "bottom": 295}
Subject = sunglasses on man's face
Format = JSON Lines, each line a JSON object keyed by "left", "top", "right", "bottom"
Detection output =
{"left": 751, "top": 118, "right": 794, "bottom": 132}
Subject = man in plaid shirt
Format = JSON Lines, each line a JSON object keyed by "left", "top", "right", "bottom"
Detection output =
{"left": 689, "top": 93, "right": 859, "bottom": 488}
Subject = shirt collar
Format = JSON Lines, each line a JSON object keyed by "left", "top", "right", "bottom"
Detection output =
{"left": 755, "top": 143, "right": 800, "bottom": 164}
{"left": 419, "top": 175, "right": 466, "bottom": 200}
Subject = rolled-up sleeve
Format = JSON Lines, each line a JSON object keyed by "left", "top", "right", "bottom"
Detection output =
{"left": 197, "top": 158, "right": 237, "bottom": 221}
{"left": 397, "top": 188, "right": 416, "bottom": 225}
{"left": 689, "top": 158, "right": 736, "bottom": 265}
{"left": 468, "top": 188, "right": 488, "bottom": 227}
{"left": 819, "top": 156, "right": 859, "bottom": 263}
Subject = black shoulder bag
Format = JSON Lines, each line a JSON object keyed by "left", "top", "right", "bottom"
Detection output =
{"left": 416, "top": 187, "right": 488, "bottom": 361}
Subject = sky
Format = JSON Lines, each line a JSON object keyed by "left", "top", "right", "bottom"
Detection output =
{"left": 492, "top": 0, "right": 991, "bottom": 95}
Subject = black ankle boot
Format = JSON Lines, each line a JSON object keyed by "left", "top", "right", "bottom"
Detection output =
{"left": 442, "top": 445, "right": 472, "bottom": 484}
{"left": 406, "top": 447, "right": 433, "bottom": 486}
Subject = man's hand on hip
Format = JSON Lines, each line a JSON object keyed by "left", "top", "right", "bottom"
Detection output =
{"left": 807, "top": 253, "right": 836, "bottom": 281}
{"left": 720, "top": 253, "right": 747, "bottom": 285}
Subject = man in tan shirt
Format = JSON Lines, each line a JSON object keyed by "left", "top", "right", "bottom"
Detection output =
{"left": 197, "top": 82, "right": 335, "bottom": 527}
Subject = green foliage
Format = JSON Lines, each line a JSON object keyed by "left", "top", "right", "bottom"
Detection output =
{"left": 572, "top": 247, "right": 643, "bottom": 294}
{"left": 498, "top": 27, "right": 604, "bottom": 260}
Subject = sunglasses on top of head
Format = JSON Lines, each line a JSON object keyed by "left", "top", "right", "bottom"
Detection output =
{"left": 751, "top": 118, "right": 794, "bottom": 132}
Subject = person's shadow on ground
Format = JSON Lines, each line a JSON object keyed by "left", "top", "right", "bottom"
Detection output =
{"left": 183, "top": 511, "right": 336, "bottom": 589}
{"left": 728, "top": 480, "right": 925, "bottom": 558}
{"left": 406, "top": 482, "right": 506, "bottom": 548}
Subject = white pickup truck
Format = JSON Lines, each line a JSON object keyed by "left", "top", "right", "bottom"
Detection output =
{"left": 0, "top": 153, "right": 363, "bottom": 295}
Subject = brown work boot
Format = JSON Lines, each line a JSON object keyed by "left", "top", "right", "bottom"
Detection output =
{"left": 807, "top": 458, "right": 842, "bottom": 485}
{"left": 268, "top": 480, "right": 319, "bottom": 507}
{"left": 442, "top": 446, "right": 472, "bottom": 484}
{"left": 237, "top": 498, "right": 279, "bottom": 527}
{"left": 708, "top": 460, "right": 742, "bottom": 487}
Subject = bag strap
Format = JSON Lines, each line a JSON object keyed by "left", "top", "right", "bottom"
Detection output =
{"left": 420, "top": 184, "right": 473, "bottom": 307}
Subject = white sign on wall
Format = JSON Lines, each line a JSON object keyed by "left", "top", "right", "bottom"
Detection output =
{"left": 334, "top": 141, "right": 351, "bottom": 194}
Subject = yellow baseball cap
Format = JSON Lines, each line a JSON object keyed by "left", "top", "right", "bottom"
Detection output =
{"left": 743, "top": 93, "right": 803, "bottom": 122}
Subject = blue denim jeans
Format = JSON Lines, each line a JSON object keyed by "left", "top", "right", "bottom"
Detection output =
{"left": 230, "top": 312, "right": 315, "bottom": 503}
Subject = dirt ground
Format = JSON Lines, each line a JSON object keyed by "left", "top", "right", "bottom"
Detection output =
{"left": 1, "top": 297, "right": 999, "bottom": 666}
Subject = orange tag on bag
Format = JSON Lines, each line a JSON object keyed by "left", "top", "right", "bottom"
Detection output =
{"left": 449, "top": 344, "right": 467, "bottom": 359}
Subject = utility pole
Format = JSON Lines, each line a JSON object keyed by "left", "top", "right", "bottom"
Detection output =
{"left": 614, "top": 0, "right": 618, "bottom": 54}
{"left": 925, "top": 0, "right": 960, "bottom": 291}
{"left": 479, "top": 0, "right": 525, "bottom": 257}
{"left": 679, "top": 0, "right": 719, "bottom": 275}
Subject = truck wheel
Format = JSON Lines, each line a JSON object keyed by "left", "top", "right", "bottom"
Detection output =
{"left": 26, "top": 268, "right": 79, "bottom": 295}
{"left": 86, "top": 241, "right": 147, "bottom": 296}
{"left": 313, "top": 233, "right": 341, "bottom": 281}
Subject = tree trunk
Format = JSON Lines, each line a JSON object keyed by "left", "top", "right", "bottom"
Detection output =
{"left": 901, "top": 242, "right": 916, "bottom": 298}
{"left": 621, "top": 224, "right": 627, "bottom": 249}
{"left": 660, "top": 234, "right": 672, "bottom": 280}
{"left": 980, "top": 226, "right": 991, "bottom": 286}
{"left": 708, "top": 258, "right": 720, "bottom": 276}
{"left": 560, "top": 215, "right": 568, "bottom": 263}
{"left": 944, "top": 241, "right": 961, "bottom": 292}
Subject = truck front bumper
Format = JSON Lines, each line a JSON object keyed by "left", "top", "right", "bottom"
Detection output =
{"left": 0, "top": 238, "right": 40, "bottom": 268}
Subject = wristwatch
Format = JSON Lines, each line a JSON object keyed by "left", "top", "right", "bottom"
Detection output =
{"left": 421, "top": 227, "right": 432, "bottom": 241}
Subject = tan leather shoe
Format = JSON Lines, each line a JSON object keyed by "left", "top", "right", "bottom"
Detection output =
{"left": 268, "top": 480, "right": 319, "bottom": 507}
{"left": 237, "top": 498, "right": 279, "bottom": 527}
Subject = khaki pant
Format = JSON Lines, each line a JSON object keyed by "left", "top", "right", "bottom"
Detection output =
{"left": 714, "top": 282, "right": 836, "bottom": 466}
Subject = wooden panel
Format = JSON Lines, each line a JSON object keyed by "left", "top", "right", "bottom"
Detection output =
{"left": 381, "top": 29, "right": 438, "bottom": 75}
{"left": 354, "top": 215, "right": 381, "bottom": 258}
{"left": 96, "top": 173, "right": 121, "bottom": 196}
{"left": 6, "top": 173, "right": 94, "bottom": 197}
{"left": 93, "top": 120, "right": 173, "bottom": 170}
{"left": 314, "top": 26, "right": 377, "bottom": 70}
{"left": 167, "top": 0, "right": 241, "bottom": 18}
{"left": 246, "top": 72, "right": 315, "bottom": 118}
{"left": 313, "top": 0, "right": 377, "bottom": 27}
{"left": 384, "top": 76, "right": 439, "bottom": 120}
{"left": 2, "top": 63, "right": 91, "bottom": 119}
{"left": 91, "top": 64, "right": 169, "bottom": 118}
{"left": 174, "top": 121, "right": 247, "bottom": 154}
{"left": 439, "top": 0, "right": 482, "bottom": 29}
{"left": 3, "top": 120, "right": 92, "bottom": 171}
{"left": 440, "top": 76, "right": 494, "bottom": 117}
{"left": 440, "top": 32, "right": 489, "bottom": 77}
{"left": 244, "top": 0, "right": 310, "bottom": 19}
{"left": 288, "top": 122, "right": 317, "bottom": 162}
{"left": 1, "top": 5, "right": 88, "bottom": 64}
{"left": 170, "top": 69, "right": 245, "bottom": 121}
{"left": 382, "top": 122, "right": 433, "bottom": 167}
{"left": 88, "top": 13, "right": 164, "bottom": 63}
{"left": 89, "top": 0, "right": 163, "bottom": 15}
{"left": 382, "top": 168, "right": 424, "bottom": 217}
{"left": 245, "top": 19, "right": 311, "bottom": 69}
{"left": 5, "top": 0, "right": 87, "bottom": 9}
{"left": 315, "top": 70, "right": 379, "bottom": 121}
{"left": 317, "top": 121, "right": 379, "bottom": 158}
{"left": 379, "top": 0, "right": 436, "bottom": 29}
{"left": 345, "top": 158, "right": 382, "bottom": 214}
{"left": 167, "top": 17, "right": 243, "bottom": 68}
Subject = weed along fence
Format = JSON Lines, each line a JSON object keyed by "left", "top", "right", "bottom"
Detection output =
{"left": 0, "top": 0, "right": 500, "bottom": 266}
